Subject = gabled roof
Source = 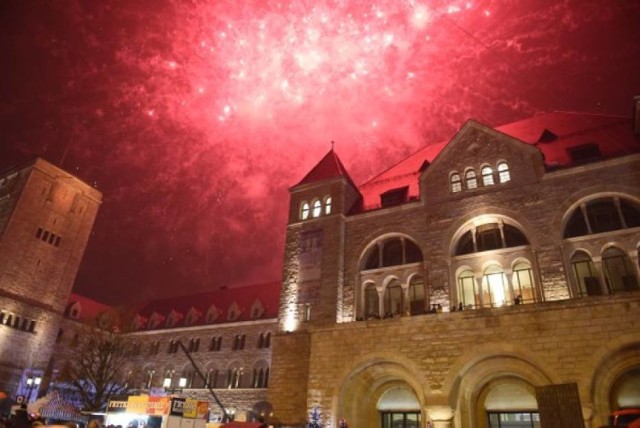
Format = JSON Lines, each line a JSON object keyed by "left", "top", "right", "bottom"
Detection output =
{"left": 66, "top": 293, "right": 113, "bottom": 323}
{"left": 357, "top": 112, "right": 639, "bottom": 209}
{"left": 135, "top": 281, "right": 281, "bottom": 330}
{"left": 294, "top": 148, "right": 358, "bottom": 189}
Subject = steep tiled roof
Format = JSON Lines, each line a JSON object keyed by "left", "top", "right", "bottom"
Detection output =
{"left": 358, "top": 112, "right": 639, "bottom": 209}
{"left": 66, "top": 293, "right": 113, "bottom": 323}
{"left": 294, "top": 148, "right": 358, "bottom": 189}
{"left": 135, "top": 281, "right": 281, "bottom": 330}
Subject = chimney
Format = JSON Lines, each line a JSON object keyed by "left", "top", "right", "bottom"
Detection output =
{"left": 635, "top": 95, "right": 640, "bottom": 135}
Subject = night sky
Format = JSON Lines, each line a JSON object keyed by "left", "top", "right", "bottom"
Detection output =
{"left": 1, "top": 0, "right": 639, "bottom": 305}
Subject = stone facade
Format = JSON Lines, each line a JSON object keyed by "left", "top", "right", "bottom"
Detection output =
{"left": 268, "top": 117, "right": 640, "bottom": 427}
{"left": 0, "top": 158, "right": 101, "bottom": 396}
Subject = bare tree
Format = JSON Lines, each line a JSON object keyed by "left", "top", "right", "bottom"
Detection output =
{"left": 58, "top": 329, "right": 135, "bottom": 411}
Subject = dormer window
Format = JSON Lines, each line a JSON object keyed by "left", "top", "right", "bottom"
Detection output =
{"left": 450, "top": 173, "right": 462, "bottom": 193}
{"left": 300, "top": 202, "right": 310, "bottom": 220}
{"left": 312, "top": 199, "right": 322, "bottom": 218}
{"left": 324, "top": 196, "right": 332, "bottom": 215}
{"left": 497, "top": 162, "right": 510, "bottom": 183}
{"left": 481, "top": 166, "right": 494, "bottom": 186}
{"left": 465, "top": 170, "right": 478, "bottom": 189}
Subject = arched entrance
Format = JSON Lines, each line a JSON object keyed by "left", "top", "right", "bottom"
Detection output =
{"left": 336, "top": 359, "right": 426, "bottom": 428}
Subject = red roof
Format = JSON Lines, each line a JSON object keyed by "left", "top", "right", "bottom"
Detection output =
{"left": 358, "top": 112, "right": 639, "bottom": 209}
{"left": 135, "top": 281, "right": 281, "bottom": 330}
{"left": 295, "top": 148, "right": 358, "bottom": 189}
{"left": 66, "top": 293, "right": 113, "bottom": 323}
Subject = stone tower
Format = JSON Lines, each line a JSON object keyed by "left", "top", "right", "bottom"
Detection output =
{"left": 0, "top": 158, "right": 102, "bottom": 395}
{"left": 268, "top": 149, "right": 360, "bottom": 425}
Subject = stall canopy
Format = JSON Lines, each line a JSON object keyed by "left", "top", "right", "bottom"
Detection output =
{"left": 31, "top": 391, "right": 88, "bottom": 424}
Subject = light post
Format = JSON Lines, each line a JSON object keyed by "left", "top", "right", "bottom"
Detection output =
{"left": 25, "top": 375, "right": 41, "bottom": 403}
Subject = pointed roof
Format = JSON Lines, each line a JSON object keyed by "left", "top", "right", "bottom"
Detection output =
{"left": 294, "top": 148, "right": 357, "bottom": 189}
{"left": 357, "top": 111, "right": 639, "bottom": 209}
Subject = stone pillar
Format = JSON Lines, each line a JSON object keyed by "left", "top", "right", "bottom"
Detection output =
{"left": 582, "top": 404, "right": 594, "bottom": 428}
{"left": 426, "top": 406, "right": 454, "bottom": 428}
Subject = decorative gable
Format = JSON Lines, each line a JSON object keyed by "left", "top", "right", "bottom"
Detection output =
{"left": 148, "top": 312, "right": 165, "bottom": 329}
{"left": 227, "top": 301, "right": 241, "bottom": 321}
{"left": 250, "top": 299, "right": 265, "bottom": 319}
{"left": 166, "top": 309, "right": 183, "bottom": 328}
{"left": 206, "top": 305, "right": 220, "bottom": 323}
{"left": 132, "top": 314, "right": 148, "bottom": 331}
{"left": 67, "top": 302, "right": 81, "bottom": 320}
{"left": 185, "top": 307, "right": 202, "bottom": 325}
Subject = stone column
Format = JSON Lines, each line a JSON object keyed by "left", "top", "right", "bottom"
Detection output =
{"left": 582, "top": 404, "right": 594, "bottom": 428}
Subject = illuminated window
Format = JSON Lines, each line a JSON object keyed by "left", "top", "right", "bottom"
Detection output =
{"left": 498, "top": 162, "right": 510, "bottom": 183}
{"left": 312, "top": 199, "right": 322, "bottom": 218}
{"left": 457, "top": 270, "right": 477, "bottom": 309}
{"left": 324, "top": 196, "right": 332, "bottom": 215}
{"left": 512, "top": 262, "right": 535, "bottom": 304}
{"left": 481, "top": 265, "right": 508, "bottom": 308}
{"left": 465, "top": 170, "right": 477, "bottom": 189}
{"left": 384, "top": 279, "right": 403, "bottom": 317}
{"left": 482, "top": 166, "right": 494, "bottom": 186}
{"left": 450, "top": 173, "right": 462, "bottom": 193}
{"left": 300, "top": 202, "right": 310, "bottom": 220}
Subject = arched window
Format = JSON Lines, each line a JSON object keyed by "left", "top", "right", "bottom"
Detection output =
{"left": 564, "top": 197, "right": 640, "bottom": 238}
{"left": 384, "top": 279, "right": 403, "bottom": 317}
{"left": 455, "top": 223, "right": 529, "bottom": 255}
{"left": 465, "top": 170, "right": 478, "bottom": 189}
{"left": 312, "top": 199, "right": 322, "bottom": 218}
{"left": 364, "top": 284, "right": 379, "bottom": 319}
{"left": 300, "top": 202, "right": 310, "bottom": 220}
{"left": 481, "top": 265, "right": 508, "bottom": 308}
{"left": 571, "top": 251, "right": 600, "bottom": 296}
{"left": 450, "top": 173, "right": 462, "bottom": 193}
{"left": 497, "top": 162, "right": 510, "bottom": 183}
{"left": 362, "top": 237, "right": 423, "bottom": 270}
{"left": 482, "top": 166, "right": 494, "bottom": 186}
{"left": 512, "top": 262, "right": 535, "bottom": 304}
{"left": 324, "top": 196, "right": 332, "bottom": 215}
{"left": 602, "top": 247, "right": 639, "bottom": 293}
{"left": 408, "top": 276, "right": 425, "bottom": 315}
{"left": 458, "top": 270, "right": 477, "bottom": 309}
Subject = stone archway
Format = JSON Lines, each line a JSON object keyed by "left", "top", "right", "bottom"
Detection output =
{"left": 451, "top": 354, "right": 553, "bottom": 428}
{"left": 336, "top": 359, "right": 426, "bottom": 428}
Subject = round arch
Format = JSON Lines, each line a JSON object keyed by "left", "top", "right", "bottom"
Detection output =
{"left": 332, "top": 354, "right": 430, "bottom": 428}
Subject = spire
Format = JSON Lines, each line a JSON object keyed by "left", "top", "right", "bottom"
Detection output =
{"left": 294, "top": 146, "right": 357, "bottom": 188}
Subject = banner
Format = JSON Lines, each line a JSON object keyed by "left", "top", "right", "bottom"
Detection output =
{"left": 126, "top": 396, "right": 149, "bottom": 414}
{"left": 147, "top": 397, "right": 171, "bottom": 416}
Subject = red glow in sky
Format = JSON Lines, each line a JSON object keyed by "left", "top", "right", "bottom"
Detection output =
{"left": 1, "top": 0, "right": 639, "bottom": 304}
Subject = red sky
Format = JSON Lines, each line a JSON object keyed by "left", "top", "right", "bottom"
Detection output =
{"left": 1, "top": 0, "right": 639, "bottom": 305}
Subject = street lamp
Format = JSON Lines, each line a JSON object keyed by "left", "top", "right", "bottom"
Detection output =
{"left": 25, "top": 376, "right": 41, "bottom": 402}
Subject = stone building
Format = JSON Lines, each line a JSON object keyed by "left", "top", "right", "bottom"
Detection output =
{"left": 268, "top": 100, "right": 640, "bottom": 428}
{"left": 0, "top": 158, "right": 102, "bottom": 396}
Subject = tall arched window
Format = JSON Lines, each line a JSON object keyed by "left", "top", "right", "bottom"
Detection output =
{"left": 465, "top": 170, "right": 478, "bottom": 189}
{"left": 450, "top": 173, "right": 462, "bottom": 193}
{"left": 497, "top": 162, "right": 510, "bottom": 183}
{"left": 602, "top": 247, "right": 639, "bottom": 293}
{"left": 457, "top": 270, "right": 477, "bottom": 309}
{"left": 300, "top": 202, "right": 310, "bottom": 220}
{"left": 571, "top": 251, "right": 600, "bottom": 296}
{"left": 362, "top": 237, "right": 423, "bottom": 270}
{"left": 324, "top": 196, "right": 332, "bottom": 215}
{"left": 481, "top": 265, "right": 508, "bottom": 308}
{"left": 482, "top": 166, "right": 494, "bottom": 186}
{"left": 408, "top": 276, "right": 425, "bottom": 315}
{"left": 312, "top": 199, "right": 322, "bottom": 218}
{"left": 564, "top": 197, "right": 640, "bottom": 238}
{"left": 384, "top": 280, "right": 403, "bottom": 317}
{"left": 512, "top": 262, "right": 535, "bottom": 304}
{"left": 364, "top": 284, "right": 379, "bottom": 318}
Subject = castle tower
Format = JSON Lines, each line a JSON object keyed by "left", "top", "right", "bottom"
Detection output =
{"left": 0, "top": 158, "right": 102, "bottom": 395}
{"left": 269, "top": 149, "right": 360, "bottom": 425}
